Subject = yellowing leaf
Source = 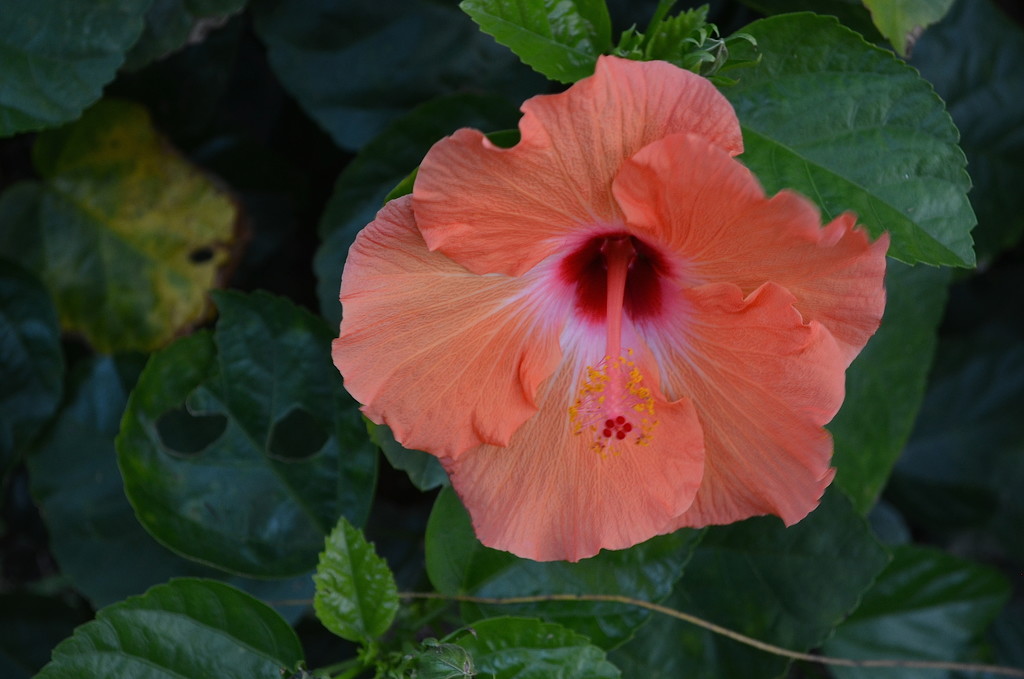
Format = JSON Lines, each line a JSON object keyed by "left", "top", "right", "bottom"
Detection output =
{"left": 0, "top": 99, "right": 239, "bottom": 352}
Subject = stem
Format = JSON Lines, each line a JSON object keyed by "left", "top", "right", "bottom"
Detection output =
{"left": 397, "top": 591, "right": 1024, "bottom": 678}
{"left": 317, "top": 657, "right": 364, "bottom": 679}
{"left": 333, "top": 666, "right": 368, "bottom": 679}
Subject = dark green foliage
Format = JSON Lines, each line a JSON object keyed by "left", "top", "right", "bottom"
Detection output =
{"left": 1, "top": 1, "right": 1020, "bottom": 678}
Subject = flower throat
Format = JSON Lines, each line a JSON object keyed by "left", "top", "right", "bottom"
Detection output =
{"left": 568, "top": 236, "right": 658, "bottom": 454}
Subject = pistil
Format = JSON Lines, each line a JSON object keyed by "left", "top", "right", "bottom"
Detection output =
{"left": 602, "top": 236, "right": 633, "bottom": 360}
{"left": 568, "top": 236, "right": 658, "bottom": 454}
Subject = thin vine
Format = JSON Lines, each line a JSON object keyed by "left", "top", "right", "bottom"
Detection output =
{"left": 396, "top": 591, "right": 1024, "bottom": 677}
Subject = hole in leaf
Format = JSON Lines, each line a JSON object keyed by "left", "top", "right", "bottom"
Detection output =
{"left": 157, "top": 405, "right": 227, "bottom": 457}
{"left": 268, "top": 407, "right": 328, "bottom": 462}
{"left": 189, "top": 247, "right": 215, "bottom": 263}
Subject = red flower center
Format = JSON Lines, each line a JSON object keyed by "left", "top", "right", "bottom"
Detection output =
{"left": 559, "top": 233, "right": 669, "bottom": 323}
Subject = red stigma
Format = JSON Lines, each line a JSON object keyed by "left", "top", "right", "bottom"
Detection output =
{"left": 598, "top": 413, "right": 637, "bottom": 441}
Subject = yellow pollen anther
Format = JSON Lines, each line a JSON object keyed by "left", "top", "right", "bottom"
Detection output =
{"left": 568, "top": 352, "right": 658, "bottom": 455}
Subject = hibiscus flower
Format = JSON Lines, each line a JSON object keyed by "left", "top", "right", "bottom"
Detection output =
{"left": 333, "top": 56, "right": 888, "bottom": 562}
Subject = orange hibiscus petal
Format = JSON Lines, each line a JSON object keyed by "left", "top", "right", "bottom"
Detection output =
{"left": 444, "top": 342, "right": 705, "bottom": 562}
{"left": 413, "top": 56, "right": 743, "bottom": 277}
{"left": 641, "top": 281, "right": 845, "bottom": 528}
{"left": 613, "top": 133, "right": 888, "bottom": 364}
{"left": 333, "top": 196, "right": 565, "bottom": 459}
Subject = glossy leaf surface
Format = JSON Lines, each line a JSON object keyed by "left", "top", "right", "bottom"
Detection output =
{"left": 34, "top": 579, "right": 304, "bottom": 679}
{"left": 117, "top": 291, "right": 377, "bottom": 576}
{"left": 725, "top": 13, "right": 975, "bottom": 267}
{"left": 30, "top": 355, "right": 314, "bottom": 615}
{"left": 611, "top": 488, "right": 890, "bottom": 678}
{"left": 736, "top": 0, "right": 881, "bottom": 41}
{"left": 313, "top": 517, "right": 399, "bottom": 643}
{"left": 460, "top": 0, "right": 612, "bottom": 83}
{"left": 824, "top": 544, "right": 1010, "bottom": 679}
{"left": 454, "top": 617, "right": 621, "bottom": 679}
{"left": 413, "top": 641, "right": 477, "bottom": 679}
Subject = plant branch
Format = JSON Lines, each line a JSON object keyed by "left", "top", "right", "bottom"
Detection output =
{"left": 397, "top": 591, "right": 1024, "bottom": 677}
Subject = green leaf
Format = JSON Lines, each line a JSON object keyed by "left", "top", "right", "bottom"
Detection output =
{"left": 862, "top": 0, "right": 954, "bottom": 56}
{"left": 0, "top": 260, "right": 62, "bottom": 471}
{"left": 823, "top": 545, "right": 1010, "bottom": 679}
{"left": 0, "top": 0, "right": 150, "bottom": 136}
{"left": 413, "top": 640, "right": 477, "bottom": 679}
{"left": 425, "top": 487, "right": 701, "bottom": 649}
{"left": 117, "top": 290, "right": 377, "bottom": 577}
{"left": 29, "top": 355, "right": 314, "bottom": 614}
{"left": 830, "top": 261, "right": 951, "bottom": 512}
{"left": 34, "top": 579, "right": 304, "bottom": 679}
{"left": 368, "top": 420, "right": 448, "bottom": 492}
{"left": 0, "top": 99, "right": 240, "bottom": 353}
{"left": 315, "top": 93, "right": 521, "bottom": 325}
{"left": 611, "top": 487, "right": 890, "bottom": 678}
{"left": 724, "top": 13, "right": 975, "bottom": 267}
{"left": 888, "top": 331, "right": 1024, "bottom": 564}
{"left": 250, "top": 0, "right": 543, "bottom": 151}
{"left": 313, "top": 517, "right": 399, "bottom": 643}
{"left": 910, "top": 0, "right": 1024, "bottom": 261}
{"left": 123, "top": 0, "right": 247, "bottom": 71}
{"left": 736, "top": 0, "right": 882, "bottom": 41}
{"left": 459, "top": 0, "right": 612, "bottom": 83}
{"left": 453, "top": 617, "right": 621, "bottom": 679}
